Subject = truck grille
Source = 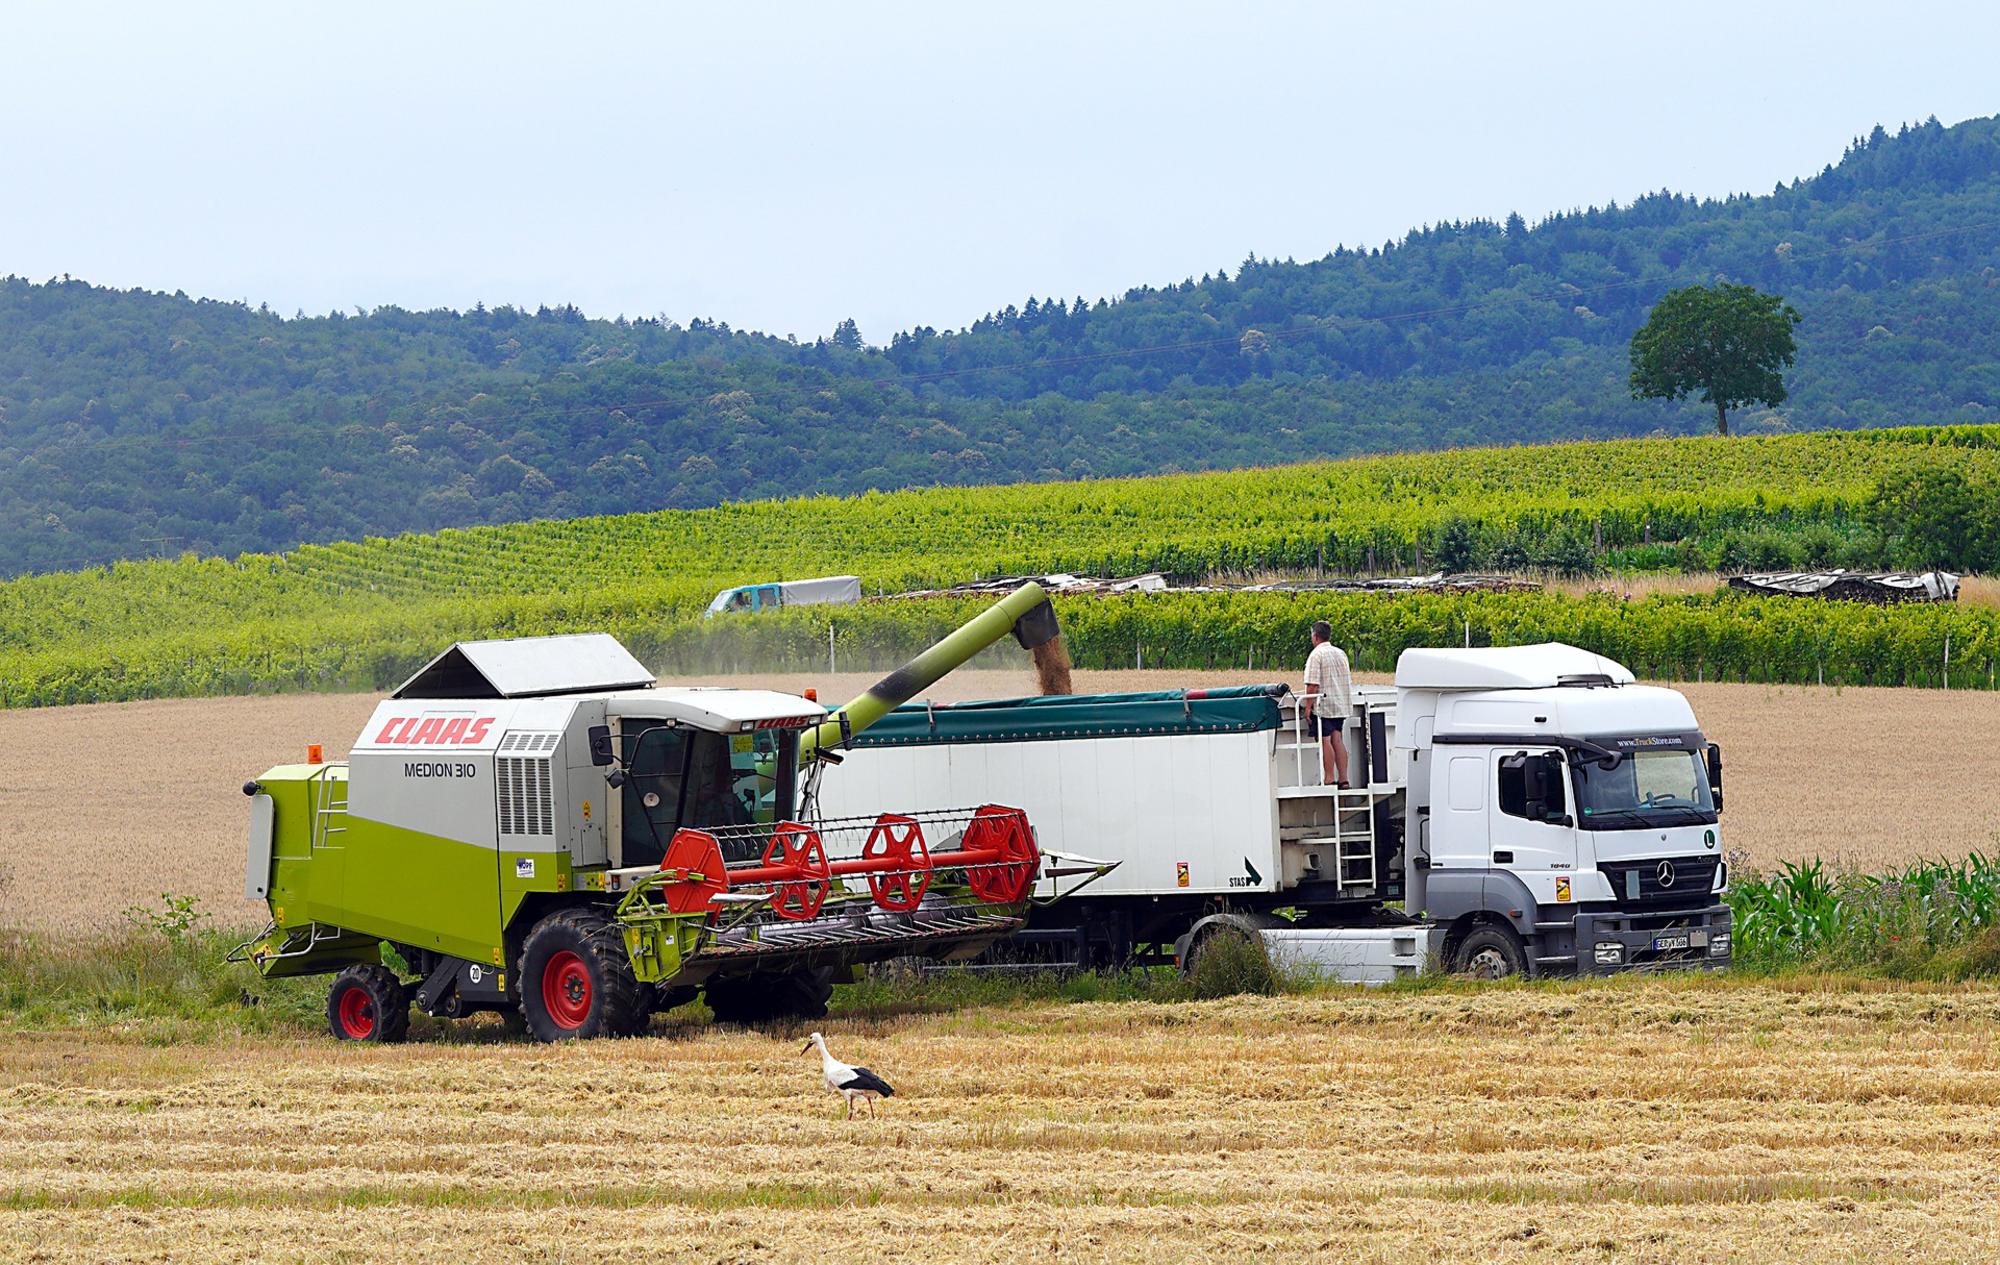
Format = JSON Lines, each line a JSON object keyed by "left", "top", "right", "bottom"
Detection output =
{"left": 1598, "top": 856, "right": 1718, "bottom": 905}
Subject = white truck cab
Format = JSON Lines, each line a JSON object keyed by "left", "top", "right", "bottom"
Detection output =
{"left": 1398, "top": 644, "right": 1729, "bottom": 975}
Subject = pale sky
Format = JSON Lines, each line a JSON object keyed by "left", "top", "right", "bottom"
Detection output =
{"left": 4, "top": 2, "right": 1994, "bottom": 343}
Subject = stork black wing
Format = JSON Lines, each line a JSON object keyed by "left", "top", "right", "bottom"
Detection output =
{"left": 841, "top": 1066, "right": 896, "bottom": 1097}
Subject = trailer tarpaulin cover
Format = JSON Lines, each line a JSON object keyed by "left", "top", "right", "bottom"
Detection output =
{"left": 1725, "top": 570, "right": 1958, "bottom": 603}
{"left": 845, "top": 685, "right": 1288, "bottom": 747}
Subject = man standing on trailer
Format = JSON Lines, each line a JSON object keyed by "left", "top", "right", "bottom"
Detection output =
{"left": 1302, "top": 620, "right": 1353, "bottom": 787}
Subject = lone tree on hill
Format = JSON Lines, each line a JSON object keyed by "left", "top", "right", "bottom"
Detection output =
{"left": 1629, "top": 283, "right": 1801, "bottom": 435}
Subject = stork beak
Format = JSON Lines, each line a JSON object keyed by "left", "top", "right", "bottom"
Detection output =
{"left": 801, "top": 1040, "right": 813, "bottom": 1053}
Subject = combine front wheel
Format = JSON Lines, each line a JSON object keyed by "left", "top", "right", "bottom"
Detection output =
{"left": 327, "top": 963, "right": 410, "bottom": 1043}
{"left": 520, "top": 908, "right": 644, "bottom": 1041}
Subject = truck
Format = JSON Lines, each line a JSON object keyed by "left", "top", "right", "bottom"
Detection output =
{"left": 236, "top": 583, "right": 1092, "bottom": 1042}
{"left": 705, "top": 574, "right": 862, "bottom": 617}
{"left": 817, "top": 642, "right": 1731, "bottom": 981}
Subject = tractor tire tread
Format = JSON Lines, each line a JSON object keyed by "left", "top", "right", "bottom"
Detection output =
{"left": 327, "top": 962, "right": 411, "bottom": 1044}
{"left": 521, "top": 906, "right": 645, "bottom": 1042}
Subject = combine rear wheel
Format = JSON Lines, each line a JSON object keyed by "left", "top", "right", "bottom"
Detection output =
{"left": 327, "top": 963, "right": 410, "bottom": 1043}
{"left": 520, "top": 907, "right": 645, "bottom": 1041}
{"left": 704, "top": 968, "right": 835, "bottom": 1024}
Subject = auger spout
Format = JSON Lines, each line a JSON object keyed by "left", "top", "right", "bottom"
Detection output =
{"left": 799, "top": 581, "right": 1059, "bottom": 763}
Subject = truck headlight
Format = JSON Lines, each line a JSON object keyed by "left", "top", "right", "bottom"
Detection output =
{"left": 1708, "top": 932, "right": 1730, "bottom": 958}
{"left": 1594, "top": 941, "right": 1624, "bottom": 966}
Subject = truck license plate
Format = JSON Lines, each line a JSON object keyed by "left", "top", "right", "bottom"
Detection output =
{"left": 1652, "top": 934, "right": 1691, "bottom": 952}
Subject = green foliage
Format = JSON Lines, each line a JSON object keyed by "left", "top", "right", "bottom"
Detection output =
{"left": 1729, "top": 855, "right": 2000, "bottom": 977}
{"left": 4, "top": 115, "right": 2000, "bottom": 573}
{"left": 6, "top": 426, "right": 2000, "bottom": 706}
{"left": 120, "top": 893, "right": 211, "bottom": 942}
{"left": 1869, "top": 467, "right": 2000, "bottom": 569}
{"left": 1630, "top": 284, "right": 1803, "bottom": 434}
{"left": 1186, "top": 929, "right": 1281, "bottom": 998}
{"left": 0, "top": 924, "right": 325, "bottom": 1036}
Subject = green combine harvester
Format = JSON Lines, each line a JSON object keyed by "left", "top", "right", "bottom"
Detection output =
{"left": 236, "top": 583, "right": 1072, "bottom": 1041}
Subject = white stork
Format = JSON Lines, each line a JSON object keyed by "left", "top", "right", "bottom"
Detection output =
{"left": 803, "top": 1031, "right": 896, "bottom": 1119}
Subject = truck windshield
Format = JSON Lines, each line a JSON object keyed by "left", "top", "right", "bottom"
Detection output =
{"left": 1573, "top": 747, "right": 1716, "bottom": 830}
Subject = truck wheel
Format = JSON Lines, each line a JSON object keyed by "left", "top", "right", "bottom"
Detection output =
{"left": 520, "top": 908, "right": 644, "bottom": 1041}
{"left": 327, "top": 963, "right": 410, "bottom": 1043}
{"left": 704, "top": 968, "right": 834, "bottom": 1024}
{"left": 1453, "top": 925, "right": 1527, "bottom": 980}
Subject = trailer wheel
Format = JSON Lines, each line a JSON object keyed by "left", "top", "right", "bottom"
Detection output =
{"left": 520, "top": 908, "right": 645, "bottom": 1041}
{"left": 704, "top": 968, "right": 834, "bottom": 1024}
{"left": 326, "top": 963, "right": 410, "bottom": 1043}
{"left": 1452, "top": 925, "right": 1527, "bottom": 980}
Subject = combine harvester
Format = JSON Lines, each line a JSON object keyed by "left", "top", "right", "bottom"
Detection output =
{"left": 821, "top": 643, "right": 1732, "bottom": 981}
{"left": 236, "top": 584, "right": 1100, "bottom": 1042}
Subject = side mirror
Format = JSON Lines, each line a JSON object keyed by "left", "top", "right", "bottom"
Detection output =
{"left": 606, "top": 768, "right": 628, "bottom": 789}
{"left": 1529, "top": 753, "right": 1570, "bottom": 825}
{"left": 587, "top": 724, "right": 614, "bottom": 767}
{"left": 1706, "top": 742, "right": 1724, "bottom": 813}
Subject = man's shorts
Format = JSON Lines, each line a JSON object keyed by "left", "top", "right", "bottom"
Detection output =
{"left": 1311, "top": 714, "right": 1345, "bottom": 739}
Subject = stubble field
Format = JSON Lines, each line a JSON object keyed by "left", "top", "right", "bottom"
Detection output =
{"left": 6, "top": 980, "right": 2000, "bottom": 1262}
{"left": 8, "top": 672, "right": 2000, "bottom": 1262}
{"left": 1, "top": 669, "right": 1995, "bottom": 937}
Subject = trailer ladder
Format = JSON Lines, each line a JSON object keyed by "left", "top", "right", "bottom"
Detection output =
{"left": 1294, "top": 787, "right": 1377, "bottom": 891}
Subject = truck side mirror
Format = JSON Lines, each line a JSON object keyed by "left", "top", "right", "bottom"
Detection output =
{"left": 1706, "top": 742, "right": 1724, "bottom": 812}
{"left": 1530, "top": 753, "right": 1570, "bottom": 826}
{"left": 587, "top": 724, "right": 615, "bottom": 767}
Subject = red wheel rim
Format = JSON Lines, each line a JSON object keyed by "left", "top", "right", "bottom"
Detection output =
{"left": 542, "top": 950, "right": 592, "bottom": 1029}
{"left": 337, "top": 986, "right": 376, "bottom": 1039}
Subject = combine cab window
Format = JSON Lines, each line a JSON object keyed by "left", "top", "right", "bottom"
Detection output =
{"left": 618, "top": 726, "right": 800, "bottom": 866}
{"left": 620, "top": 726, "right": 690, "bottom": 868}
{"left": 727, "top": 729, "right": 798, "bottom": 827}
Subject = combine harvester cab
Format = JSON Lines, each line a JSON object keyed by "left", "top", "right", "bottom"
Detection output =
{"left": 238, "top": 584, "right": 1093, "bottom": 1042}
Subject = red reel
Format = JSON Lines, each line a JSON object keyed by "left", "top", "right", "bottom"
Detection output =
{"left": 658, "top": 829, "right": 729, "bottom": 914}
{"left": 862, "top": 814, "right": 932, "bottom": 911}
{"left": 758, "top": 821, "right": 831, "bottom": 920}
{"left": 961, "top": 805, "right": 1038, "bottom": 904}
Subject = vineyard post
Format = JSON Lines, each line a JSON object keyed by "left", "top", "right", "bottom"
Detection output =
{"left": 828, "top": 621, "right": 836, "bottom": 675}
{"left": 1944, "top": 631, "right": 1951, "bottom": 691}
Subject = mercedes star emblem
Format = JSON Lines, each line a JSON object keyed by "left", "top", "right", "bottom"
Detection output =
{"left": 1656, "top": 860, "right": 1676, "bottom": 888}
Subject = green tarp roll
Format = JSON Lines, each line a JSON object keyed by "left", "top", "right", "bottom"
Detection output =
{"left": 844, "top": 684, "right": 1290, "bottom": 748}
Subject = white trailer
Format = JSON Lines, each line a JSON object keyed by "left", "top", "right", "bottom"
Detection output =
{"left": 817, "top": 643, "right": 1731, "bottom": 981}
{"left": 705, "top": 574, "right": 862, "bottom": 617}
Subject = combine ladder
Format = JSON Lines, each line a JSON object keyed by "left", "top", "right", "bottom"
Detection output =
{"left": 308, "top": 764, "right": 349, "bottom": 851}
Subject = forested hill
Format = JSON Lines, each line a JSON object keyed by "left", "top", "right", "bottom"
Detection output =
{"left": 5, "top": 114, "right": 1998, "bottom": 576}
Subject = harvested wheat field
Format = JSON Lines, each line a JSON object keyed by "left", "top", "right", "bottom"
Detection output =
{"left": 5, "top": 671, "right": 1999, "bottom": 936}
{"left": 5, "top": 979, "right": 2000, "bottom": 1262}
